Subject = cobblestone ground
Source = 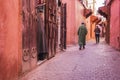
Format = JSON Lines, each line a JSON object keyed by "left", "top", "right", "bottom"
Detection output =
{"left": 20, "top": 39, "right": 120, "bottom": 80}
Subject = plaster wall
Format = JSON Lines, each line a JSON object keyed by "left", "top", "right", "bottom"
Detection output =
{"left": 62, "top": 0, "right": 85, "bottom": 45}
{"left": 0, "top": 0, "right": 21, "bottom": 80}
{"left": 110, "top": 0, "right": 120, "bottom": 49}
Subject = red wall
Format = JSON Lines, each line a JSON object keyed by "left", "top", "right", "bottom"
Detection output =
{"left": 86, "top": 17, "right": 91, "bottom": 40}
{"left": 62, "top": 0, "right": 85, "bottom": 45}
{"left": 110, "top": 0, "right": 120, "bottom": 49}
{"left": 62, "top": 0, "right": 76, "bottom": 45}
{"left": 0, "top": 0, "right": 21, "bottom": 80}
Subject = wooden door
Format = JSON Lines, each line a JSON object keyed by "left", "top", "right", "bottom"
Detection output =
{"left": 60, "top": 3, "right": 67, "bottom": 50}
{"left": 45, "top": 0, "right": 58, "bottom": 59}
{"left": 22, "top": 0, "right": 37, "bottom": 73}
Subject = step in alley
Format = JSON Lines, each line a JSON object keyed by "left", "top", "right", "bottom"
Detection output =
{"left": 20, "top": 39, "right": 120, "bottom": 80}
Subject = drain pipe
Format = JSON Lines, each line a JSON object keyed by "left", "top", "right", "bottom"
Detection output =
{"left": 117, "top": 0, "right": 120, "bottom": 51}
{"left": 119, "top": 1, "right": 120, "bottom": 51}
{"left": 117, "top": 1, "right": 120, "bottom": 51}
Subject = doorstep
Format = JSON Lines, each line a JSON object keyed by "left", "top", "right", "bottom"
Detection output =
{"left": 37, "top": 59, "right": 47, "bottom": 66}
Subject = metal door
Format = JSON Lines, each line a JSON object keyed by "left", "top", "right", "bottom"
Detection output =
{"left": 60, "top": 3, "right": 67, "bottom": 50}
{"left": 45, "top": 0, "right": 58, "bottom": 59}
{"left": 22, "top": 0, "right": 37, "bottom": 73}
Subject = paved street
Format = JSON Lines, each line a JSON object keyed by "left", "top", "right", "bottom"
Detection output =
{"left": 20, "top": 39, "right": 120, "bottom": 80}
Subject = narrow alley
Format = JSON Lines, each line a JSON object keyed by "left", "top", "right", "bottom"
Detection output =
{"left": 0, "top": 0, "right": 120, "bottom": 80}
{"left": 20, "top": 39, "right": 120, "bottom": 80}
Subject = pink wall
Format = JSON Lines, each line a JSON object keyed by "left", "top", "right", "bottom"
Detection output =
{"left": 110, "top": 0, "right": 120, "bottom": 49}
{"left": 0, "top": 0, "right": 21, "bottom": 80}
{"left": 62, "top": 0, "right": 85, "bottom": 45}
{"left": 86, "top": 17, "right": 91, "bottom": 40}
{"left": 62, "top": 0, "right": 76, "bottom": 45}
